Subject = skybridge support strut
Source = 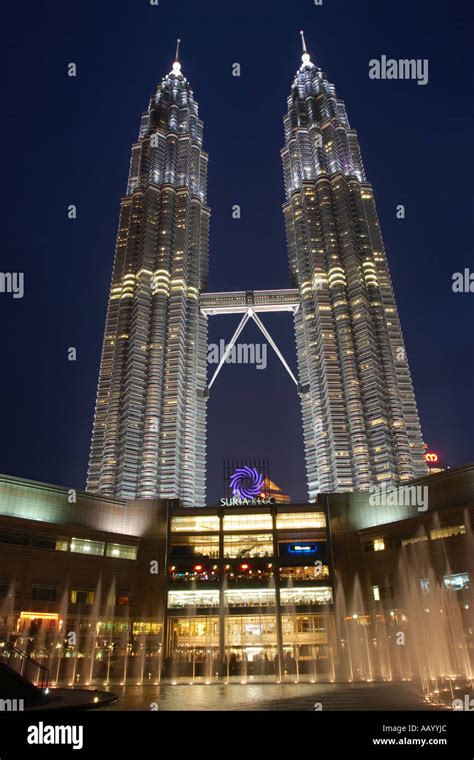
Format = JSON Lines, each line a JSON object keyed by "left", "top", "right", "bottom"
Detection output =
{"left": 206, "top": 307, "right": 301, "bottom": 394}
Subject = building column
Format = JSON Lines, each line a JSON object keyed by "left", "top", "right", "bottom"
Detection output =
{"left": 218, "top": 509, "right": 225, "bottom": 674}
{"left": 272, "top": 507, "right": 284, "bottom": 680}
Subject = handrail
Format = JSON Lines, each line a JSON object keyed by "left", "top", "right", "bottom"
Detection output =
{"left": 0, "top": 637, "right": 49, "bottom": 689}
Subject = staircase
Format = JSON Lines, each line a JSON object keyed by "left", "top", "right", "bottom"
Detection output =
{"left": 0, "top": 637, "right": 49, "bottom": 708}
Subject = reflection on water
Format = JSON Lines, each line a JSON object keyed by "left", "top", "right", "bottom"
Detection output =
{"left": 100, "top": 681, "right": 443, "bottom": 711}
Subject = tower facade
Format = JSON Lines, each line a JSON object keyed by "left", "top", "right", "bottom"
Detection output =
{"left": 87, "top": 49, "right": 210, "bottom": 506}
{"left": 282, "top": 36, "right": 427, "bottom": 498}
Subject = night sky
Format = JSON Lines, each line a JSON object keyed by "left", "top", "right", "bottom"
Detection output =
{"left": 3, "top": 0, "right": 473, "bottom": 505}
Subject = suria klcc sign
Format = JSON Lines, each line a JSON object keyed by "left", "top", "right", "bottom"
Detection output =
{"left": 220, "top": 466, "right": 275, "bottom": 506}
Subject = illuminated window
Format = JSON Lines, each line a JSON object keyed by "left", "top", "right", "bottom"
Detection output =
{"left": 223, "top": 513, "right": 272, "bottom": 531}
{"left": 171, "top": 515, "right": 219, "bottom": 532}
{"left": 280, "top": 587, "right": 333, "bottom": 606}
{"left": 224, "top": 589, "right": 276, "bottom": 607}
{"left": 372, "top": 586, "right": 393, "bottom": 602}
{"left": 18, "top": 612, "right": 59, "bottom": 632}
{"left": 171, "top": 535, "right": 219, "bottom": 559}
{"left": 169, "top": 617, "right": 219, "bottom": 647}
{"left": 115, "top": 593, "right": 130, "bottom": 606}
{"left": 401, "top": 535, "right": 428, "bottom": 547}
{"left": 281, "top": 615, "right": 328, "bottom": 645}
{"left": 276, "top": 512, "right": 326, "bottom": 529}
{"left": 443, "top": 573, "right": 470, "bottom": 591}
{"left": 224, "top": 534, "right": 273, "bottom": 558}
{"left": 280, "top": 565, "right": 329, "bottom": 581}
{"left": 169, "top": 565, "right": 218, "bottom": 583}
{"left": 224, "top": 615, "right": 276, "bottom": 647}
{"left": 132, "top": 621, "right": 162, "bottom": 635}
{"left": 430, "top": 525, "right": 465, "bottom": 541}
{"left": 70, "top": 589, "right": 95, "bottom": 605}
{"left": 167, "top": 590, "right": 219, "bottom": 608}
{"left": 97, "top": 621, "right": 129, "bottom": 634}
{"left": 55, "top": 537, "right": 69, "bottom": 552}
{"left": 105, "top": 543, "right": 137, "bottom": 560}
{"left": 373, "top": 538, "right": 385, "bottom": 552}
{"left": 70, "top": 538, "right": 104, "bottom": 556}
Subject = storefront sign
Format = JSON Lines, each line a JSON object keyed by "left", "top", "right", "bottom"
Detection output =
{"left": 220, "top": 496, "right": 276, "bottom": 506}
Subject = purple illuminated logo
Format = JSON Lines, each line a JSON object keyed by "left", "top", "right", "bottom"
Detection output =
{"left": 229, "top": 466, "right": 265, "bottom": 500}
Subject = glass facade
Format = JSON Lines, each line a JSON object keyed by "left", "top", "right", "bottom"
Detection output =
{"left": 165, "top": 504, "right": 334, "bottom": 675}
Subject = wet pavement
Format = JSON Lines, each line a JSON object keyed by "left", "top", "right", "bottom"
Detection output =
{"left": 99, "top": 681, "right": 446, "bottom": 711}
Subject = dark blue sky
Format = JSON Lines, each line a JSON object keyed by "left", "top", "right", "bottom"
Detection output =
{"left": 3, "top": 0, "right": 473, "bottom": 504}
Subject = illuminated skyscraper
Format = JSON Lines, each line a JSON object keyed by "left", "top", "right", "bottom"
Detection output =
{"left": 87, "top": 43, "right": 210, "bottom": 505}
{"left": 88, "top": 35, "right": 427, "bottom": 508}
{"left": 282, "top": 33, "right": 427, "bottom": 497}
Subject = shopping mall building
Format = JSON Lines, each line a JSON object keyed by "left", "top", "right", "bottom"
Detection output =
{"left": 0, "top": 463, "right": 473, "bottom": 682}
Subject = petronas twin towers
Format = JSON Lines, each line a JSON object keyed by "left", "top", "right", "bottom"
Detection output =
{"left": 87, "top": 35, "right": 427, "bottom": 506}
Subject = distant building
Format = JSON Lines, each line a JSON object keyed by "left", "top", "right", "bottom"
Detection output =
{"left": 261, "top": 477, "right": 291, "bottom": 504}
{"left": 424, "top": 446, "right": 446, "bottom": 474}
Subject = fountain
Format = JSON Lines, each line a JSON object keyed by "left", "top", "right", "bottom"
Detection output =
{"left": 332, "top": 529, "right": 473, "bottom": 702}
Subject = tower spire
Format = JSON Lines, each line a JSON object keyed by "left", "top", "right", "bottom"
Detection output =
{"left": 300, "top": 30, "right": 307, "bottom": 54}
{"left": 172, "top": 38, "right": 182, "bottom": 74}
{"left": 299, "top": 30, "right": 311, "bottom": 65}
